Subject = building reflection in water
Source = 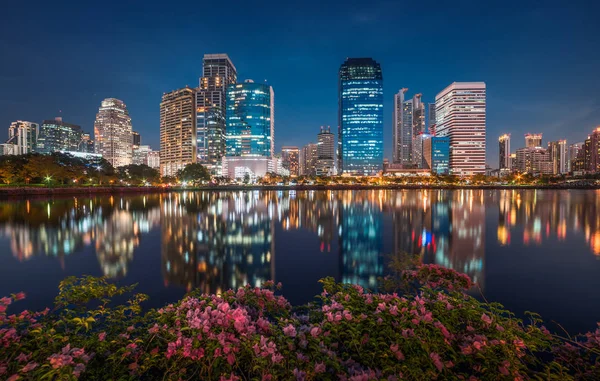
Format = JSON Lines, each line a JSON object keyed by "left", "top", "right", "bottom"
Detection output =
{"left": 3, "top": 189, "right": 600, "bottom": 297}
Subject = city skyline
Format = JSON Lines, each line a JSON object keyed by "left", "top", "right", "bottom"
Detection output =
{"left": 2, "top": 1, "right": 599, "bottom": 169}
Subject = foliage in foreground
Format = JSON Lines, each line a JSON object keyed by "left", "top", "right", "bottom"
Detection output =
{"left": 1, "top": 266, "right": 599, "bottom": 380}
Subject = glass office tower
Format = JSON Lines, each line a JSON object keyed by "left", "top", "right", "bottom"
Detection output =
{"left": 338, "top": 58, "right": 383, "bottom": 175}
{"left": 226, "top": 80, "right": 274, "bottom": 158}
{"left": 196, "top": 54, "right": 237, "bottom": 173}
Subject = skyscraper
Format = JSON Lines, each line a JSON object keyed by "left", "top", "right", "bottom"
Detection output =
{"left": 498, "top": 133, "right": 511, "bottom": 170}
{"left": 281, "top": 146, "right": 300, "bottom": 176}
{"left": 547, "top": 140, "right": 568, "bottom": 175}
{"left": 300, "top": 143, "right": 318, "bottom": 176}
{"left": 196, "top": 54, "right": 237, "bottom": 173}
{"left": 37, "top": 117, "right": 87, "bottom": 154}
{"left": 435, "top": 82, "right": 486, "bottom": 176}
{"left": 224, "top": 80, "right": 274, "bottom": 179}
{"left": 94, "top": 98, "right": 133, "bottom": 168}
{"left": 423, "top": 136, "right": 450, "bottom": 174}
{"left": 569, "top": 142, "right": 583, "bottom": 172}
{"left": 160, "top": 87, "right": 197, "bottom": 177}
{"left": 427, "top": 103, "right": 436, "bottom": 135}
{"left": 338, "top": 58, "right": 383, "bottom": 175}
{"left": 411, "top": 93, "right": 426, "bottom": 166}
{"left": 8, "top": 121, "right": 38, "bottom": 155}
{"left": 317, "top": 126, "right": 335, "bottom": 176}
{"left": 132, "top": 131, "right": 141, "bottom": 147}
{"left": 525, "top": 133, "right": 542, "bottom": 148}
{"left": 392, "top": 88, "right": 408, "bottom": 164}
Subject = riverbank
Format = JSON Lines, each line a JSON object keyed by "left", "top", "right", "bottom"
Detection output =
{"left": 1, "top": 182, "right": 599, "bottom": 196}
{"left": 0, "top": 186, "right": 163, "bottom": 197}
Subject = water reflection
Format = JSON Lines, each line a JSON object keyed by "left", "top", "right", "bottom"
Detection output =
{"left": 1, "top": 190, "right": 600, "bottom": 297}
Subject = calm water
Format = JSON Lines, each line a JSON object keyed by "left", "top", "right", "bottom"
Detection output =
{"left": 1, "top": 189, "right": 600, "bottom": 333}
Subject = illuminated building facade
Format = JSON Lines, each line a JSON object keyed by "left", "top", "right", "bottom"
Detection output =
{"left": 37, "top": 117, "right": 89, "bottom": 154}
{"left": 94, "top": 98, "right": 133, "bottom": 167}
{"left": 8, "top": 121, "right": 38, "bottom": 155}
{"left": 569, "top": 142, "right": 583, "bottom": 172}
{"left": 435, "top": 82, "right": 486, "bottom": 175}
{"left": 547, "top": 140, "right": 568, "bottom": 175}
{"left": 499, "top": 133, "right": 511, "bottom": 170}
{"left": 525, "top": 133, "right": 542, "bottom": 148}
{"left": 317, "top": 126, "right": 335, "bottom": 176}
{"left": 132, "top": 131, "right": 141, "bottom": 147}
{"left": 515, "top": 147, "right": 553, "bottom": 174}
{"left": 338, "top": 58, "right": 383, "bottom": 175}
{"left": 423, "top": 136, "right": 450, "bottom": 174}
{"left": 300, "top": 143, "right": 318, "bottom": 176}
{"left": 160, "top": 87, "right": 197, "bottom": 177}
{"left": 281, "top": 146, "right": 300, "bottom": 176}
{"left": 393, "top": 88, "right": 409, "bottom": 164}
{"left": 224, "top": 80, "right": 274, "bottom": 178}
{"left": 411, "top": 94, "right": 426, "bottom": 167}
{"left": 196, "top": 54, "right": 237, "bottom": 173}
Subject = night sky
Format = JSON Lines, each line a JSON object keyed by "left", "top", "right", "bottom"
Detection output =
{"left": 1, "top": 0, "right": 599, "bottom": 167}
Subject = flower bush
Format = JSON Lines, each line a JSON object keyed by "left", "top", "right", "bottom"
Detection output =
{"left": 0, "top": 267, "right": 598, "bottom": 380}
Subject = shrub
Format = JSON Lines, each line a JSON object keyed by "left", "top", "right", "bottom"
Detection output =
{"left": 0, "top": 270, "right": 597, "bottom": 380}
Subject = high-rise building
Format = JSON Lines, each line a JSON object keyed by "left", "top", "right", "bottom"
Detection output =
{"left": 196, "top": 54, "right": 237, "bottom": 173}
{"left": 573, "top": 127, "right": 600, "bottom": 173}
{"left": 525, "top": 133, "right": 542, "bottom": 148}
{"left": 7, "top": 121, "right": 38, "bottom": 155}
{"left": 338, "top": 58, "right": 383, "bottom": 175}
{"left": 224, "top": 80, "right": 274, "bottom": 179}
{"left": 37, "top": 117, "right": 87, "bottom": 154}
{"left": 0, "top": 144, "right": 18, "bottom": 156}
{"left": 499, "top": 134, "right": 511, "bottom": 170}
{"left": 423, "top": 136, "right": 450, "bottom": 174}
{"left": 160, "top": 87, "right": 197, "bottom": 177}
{"left": 281, "top": 146, "right": 300, "bottom": 176}
{"left": 132, "top": 131, "right": 141, "bottom": 147}
{"left": 569, "top": 142, "right": 583, "bottom": 172}
{"left": 547, "top": 140, "right": 568, "bottom": 175}
{"left": 392, "top": 88, "right": 408, "bottom": 164}
{"left": 435, "top": 82, "right": 486, "bottom": 176}
{"left": 81, "top": 133, "right": 94, "bottom": 153}
{"left": 94, "top": 98, "right": 133, "bottom": 168}
{"left": 427, "top": 103, "right": 436, "bottom": 135}
{"left": 147, "top": 151, "right": 160, "bottom": 169}
{"left": 516, "top": 147, "right": 553, "bottom": 174}
{"left": 317, "top": 126, "right": 335, "bottom": 176}
{"left": 413, "top": 132, "right": 431, "bottom": 169}
{"left": 133, "top": 145, "right": 154, "bottom": 166}
{"left": 300, "top": 143, "right": 318, "bottom": 176}
{"left": 411, "top": 94, "right": 426, "bottom": 166}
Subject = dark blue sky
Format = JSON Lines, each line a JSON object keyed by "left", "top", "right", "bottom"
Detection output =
{"left": 1, "top": 0, "right": 599, "bottom": 167}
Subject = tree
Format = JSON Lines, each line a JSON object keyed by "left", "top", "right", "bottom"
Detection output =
{"left": 118, "top": 164, "right": 160, "bottom": 185}
{"left": 177, "top": 163, "right": 211, "bottom": 185}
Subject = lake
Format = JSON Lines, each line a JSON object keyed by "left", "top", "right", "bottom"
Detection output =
{"left": 1, "top": 189, "right": 599, "bottom": 334}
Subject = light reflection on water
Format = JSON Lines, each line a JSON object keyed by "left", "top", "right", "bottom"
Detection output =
{"left": 1, "top": 189, "right": 600, "bottom": 333}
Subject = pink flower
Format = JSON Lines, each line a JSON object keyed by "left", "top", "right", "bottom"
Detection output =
{"left": 481, "top": 313, "right": 492, "bottom": 325}
{"left": 498, "top": 360, "right": 510, "bottom": 375}
{"left": 73, "top": 363, "right": 85, "bottom": 377}
{"left": 148, "top": 324, "right": 159, "bottom": 334}
{"left": 15, "top": 353, "right": 30, "bottom": 363}
{"left": 0, "top": 305, "right": 6, "bottom": 313}
{"left": 315, "top": 362, "right": 326, "bottom": 373}
{"left": 0, "top": 297, "right": 11, "bottom": 306}
{"left": 283, "top": 324, "right": 297, "bottom": 337}
{"left": 98, "top": 332, "right": 106, "bottom": 342}
{"left": 126, "top": 343, "right": 137, "bottom": 350}
{"left": 430, "top": 352, "right": 444, "bottom": 371}
{"left": 128, "top": 362, "right": 138, "bottom": 371}
{"left": 13, "top": 292, "right": 25, "bottom": 301}
{"left": 271, "top": 353, "right": 283, "bottom": 363}
{"left": 495, "top": 324, "right": 505, "bottom": 332}
{"left": 310, "top": 327, "right": 321, "bottom": 337}
{"left": 21, "top": 362, "right": 38, "bottom": 373}
{"left": 48, "top": 354, "right": 74, "bottom": 369}
{"left": 7, "top": 375, "right": 19, "bottom": 381}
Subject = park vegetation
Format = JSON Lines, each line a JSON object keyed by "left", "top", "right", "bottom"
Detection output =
{"left": 1, "top": 261, "right": 599, "bottom": 380}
